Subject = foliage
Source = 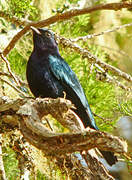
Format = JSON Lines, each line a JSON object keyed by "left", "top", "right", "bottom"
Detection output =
{"left": 3, "top": 146, "right": 20, "bottom": 179}
{"left": 119, "top": 95, "right": 132, "bottom": 116}
{"left": 8, "top": 35, "right": 33, "bottom": 79}
{"left": 36, "top": 168, "right": 65, "bottom": 180}
{"left": 5, "top": 0, "right": 38, "bottom": 20}
{"left": 8, "top": 48, "right": 27, "bottom": 80}
{"left": 36, "top": 170, "right": 48, "bottom": 180}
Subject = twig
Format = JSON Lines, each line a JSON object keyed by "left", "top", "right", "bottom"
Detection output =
{"left": 0, "top": 71, "right": 28, "bottom": 87}
{"left": 0, "top": 52, "right": 20, "bottom": 86}
{"left": 44, "top": 117, "right": 54, "bottom": 131}
{"left": 3, "top": 1, "right": 132, "bottom": 56}
{"left": 0, "top": 77, "right": 29, "bottom": 97}
{"left": 95, "top": 43, "right": 132, "bottom": 61}
{"left": 94, "top": 63, "right": 131, "bottom": 91}
{"left": 93, "top": 112, "right": 116, "bottom": 129}
{"left": 0, "top": 72, "right": 11, "bottom": 78}
{"left": 0, "top": 134, "right": 7, "bottom": 180}
{"left": 72, "top": 22, "right": 132, "bottom": 42}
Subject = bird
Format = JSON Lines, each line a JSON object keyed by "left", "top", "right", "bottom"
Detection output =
{"left": 26, "top": 26, "right": 117, "bottom": 166}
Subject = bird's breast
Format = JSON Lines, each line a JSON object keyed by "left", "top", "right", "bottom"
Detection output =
{"left": 27, "top": 60, "right": 63, "bottom": 98}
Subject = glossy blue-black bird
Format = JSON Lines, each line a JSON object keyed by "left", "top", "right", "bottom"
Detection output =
{"left": 26, "top": 27, "right": 117, "bottom": 166}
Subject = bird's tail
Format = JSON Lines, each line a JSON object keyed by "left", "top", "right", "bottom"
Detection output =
{"left": 74, "top": 107, "right": 118, "bottom": 166}
{"left": 99, "top": 150, "right": 118, "bottom": 166}
{"left": 84, "top": 109, "right": 118, "bottom": 166}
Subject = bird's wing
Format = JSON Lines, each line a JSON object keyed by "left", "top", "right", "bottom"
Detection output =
{"left": 49, "top": 55, "right": 97, "bottom": 129}
{"left": 49, "top": 55, "right": 88, "bottom": 107}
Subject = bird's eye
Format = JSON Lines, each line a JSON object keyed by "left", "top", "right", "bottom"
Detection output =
{"left": 45, "top": 32, "right": 52, "bottom": 38}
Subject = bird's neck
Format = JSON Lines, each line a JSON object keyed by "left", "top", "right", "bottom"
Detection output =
{"left": 33, "top": 46, "right": 60, "bottom": 57}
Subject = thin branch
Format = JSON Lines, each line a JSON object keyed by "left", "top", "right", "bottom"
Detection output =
{"left": 72, "top": 22, "right": 132, "bottom": 42}
{"left": 0, "top": 72, "right": 12, "bottom": 78}
{"left": 44, "top": 117, "right": 54, "bottom": 131}
{"left": 95, "top": 43, "right": 132, "bottom": 61}
{"left": 3, "top": 1, "right": 132, "bottom": 56}
{"left": 58, "top": 36, "right": 132, "bottom": 83}
{"left": 0, "top": 71, "right": 28, "bottom": 87}
{"left": 0, "top": 53, "right": 29, "bottom": 97}
{"left": 0, "top": 77, "right": 28, "bottom": 97}
{"left": 94, "top": 63, "right": 131, "bottom": 91}
{"left": 0, "top": 52, "right": 20, "bottom": 86}
{"left": 93, "top": 112, "right": 116, "bottom": 129}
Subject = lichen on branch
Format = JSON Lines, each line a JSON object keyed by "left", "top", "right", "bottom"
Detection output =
{"left": 0, "top": 96, "right": 128, "bottom": 179}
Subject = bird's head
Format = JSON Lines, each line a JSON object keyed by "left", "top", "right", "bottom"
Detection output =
{"left": 31, "top": 26, "right": 58, "bottom": 54}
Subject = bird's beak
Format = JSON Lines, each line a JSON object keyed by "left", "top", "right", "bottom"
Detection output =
{"left": 30, "top": 26, "right": 41, "bottom": 35}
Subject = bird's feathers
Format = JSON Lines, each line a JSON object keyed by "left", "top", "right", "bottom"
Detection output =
{"left": 49, "top": 54, "right": 98, "bottom": 129}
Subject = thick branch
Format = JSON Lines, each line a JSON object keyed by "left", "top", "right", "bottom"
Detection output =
{"left": 0, "top": 97, "right": 127, "bottom": 156}
{"left": 3, "top": 2, "right": 132, "bottom": 56}
{"left": 20, "top": 118, "right": 127, "bottom": 155}
{"left": 55, "top": 153, "right": 114, "bottom": 180}
{"left": 0, "top": 97, "right": 128, "bottom": 179}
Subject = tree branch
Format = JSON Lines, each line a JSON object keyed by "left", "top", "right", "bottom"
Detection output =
{"left": 2, "top": 2, "right": 132, "bottom": 56}
{"left": 0, "top": 71, "right": 28, "bottom": 87}
{"left": 71, "top": 22, "right": 132, "bottom": 42}
{"left": 0, "top": 77, "right": 28, "bottom": 97}
{"left": 81, "top": 152, "right": 114, "bottom": 180}
{"left": 0, "top": 52, "right": 29, "bottom": 97}
{"left": 0, "top": 2, "right": 131, "bottom": 178}
{"left": 0, "top": 52, "right": 20, "bottom": 86}
{"left": 55, "top": 152, "right": 114, "bottom": 179}
{"left": 0, "top": 97, "right": 127, "bottom": 179}
{"left": 0, "top": 97, "right": 127, "bottom": 155}
{"left": 19, "top": 117, "right": 127, "bottom": 155}
{"left": 58, "top": 36, "right": 132, "bottom": 83}
{"left": 94, "top": 63, "right": 131, "bottom": 91}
